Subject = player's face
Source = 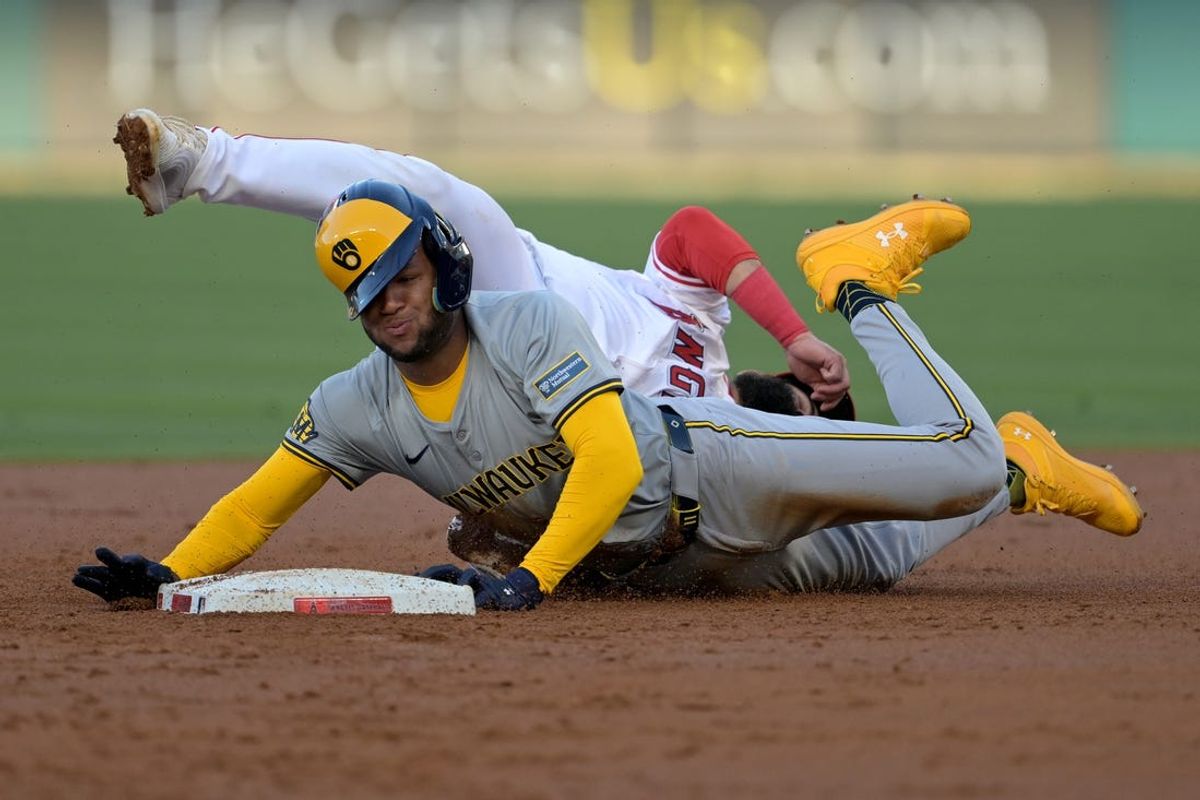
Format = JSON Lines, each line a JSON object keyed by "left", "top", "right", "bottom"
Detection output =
{"left": 359, "top": 247, "right": 456, "bottom": 363}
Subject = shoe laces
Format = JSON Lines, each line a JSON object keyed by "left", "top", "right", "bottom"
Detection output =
{"left": 874, "top": 265, "right": 924, "bottom": 297}
{"left": 160, "top": 116, "right": 205, "bottom": 161}
{"left": 1025, "top": 474, "right": 1098, "bottom": 519}
{"left": 872, "top": 235, "right": 926, "bottom": 296}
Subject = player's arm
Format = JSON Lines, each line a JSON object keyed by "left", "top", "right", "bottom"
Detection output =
{"left": 655, "top": 206, "right": 850, "bottom": 409}
{"left": 350, "top": 153, "right": 543, "bottom": 293}
{"left": 192, "top": 130, "right": 545, "bottom": 293}
{"left": 519, "top": 391, "right": 642, "bottom": 592}
{"left": 160, "top": 446, "right": 331, "bottom": 578}
{"left": 447, "top": 389, "right": 642, "bottom": 611}
{"left": 435, "top": 292, "right": 642, "bottom": 610}
{"left": 73, "top": 447, "right": 330, "bottom": 603}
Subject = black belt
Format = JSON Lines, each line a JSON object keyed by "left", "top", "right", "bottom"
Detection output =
{"left": 658, "top": 404, "right": 700, "bottom": 539}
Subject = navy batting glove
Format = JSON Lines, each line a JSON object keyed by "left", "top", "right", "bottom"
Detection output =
{"left": 460, "top": 566, "right": 544, "bottom": 611}
{"left": 72, "top": 547, "right": 178, "bottom": 603}
{"left": 417, "top": 563, "right": 467, "bottom": 584}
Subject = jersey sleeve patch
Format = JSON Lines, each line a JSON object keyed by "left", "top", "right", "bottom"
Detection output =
{"left": 289, "top": 400, "right": 319, "bottom": 444}
{"left": 534, "top": 351, "right": 590, "bottom": 400}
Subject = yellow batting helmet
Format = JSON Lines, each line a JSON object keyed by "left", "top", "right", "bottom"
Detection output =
{"left": 315, "top": 180, "right": 473, "bottom": 319}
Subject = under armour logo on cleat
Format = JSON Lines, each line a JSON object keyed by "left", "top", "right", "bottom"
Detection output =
{"left": 875, "top": 223, "right": 908, "bottom": 248}
{"left": 1012, "top": 427, "right": 1032, "bottom": 441}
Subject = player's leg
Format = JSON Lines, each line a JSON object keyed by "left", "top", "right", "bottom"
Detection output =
{"left": 113, "top": 111, "right": 777, "bottom": 398}
{"left": 674, "top": 200, "right": 1007, "bottom": 550}
{"left": 443, "top": 404, "right": 1142, "bottom": 595}
{"left": 114, "top": 109, "right": 545, "bottom": 292}
{"left": 623, "top": 488, "right": 1012, "bottom": 595}
{"left": 632, "top": 401, "right": 1144, "bottom": 594}
{"left": 769, "top": 199, "right": 1139, "bottom": 538}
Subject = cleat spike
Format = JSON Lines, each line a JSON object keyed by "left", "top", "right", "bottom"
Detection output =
{"left": 941, "top": 196, "right": 953, "bottom": 203}
{"left": 880, "top": 203, "right": 890, "bottom": 210}
{"left": 1049, "top": 430, "right": 1056, "bottom": 438}
{"left": 1104, "top": 464, "right": 1113, "bottom": 471}
{"left": 835, "top": 219, "right": 847, "bottom": 225}
{"left": 1130, "top": 486, "right": 1138, "bottom": 496}
{"left": 803, "top": 227, "right": 814, "bottom": 236}
{"left": 912, "top": 193, "right": 924, "bottom": 200}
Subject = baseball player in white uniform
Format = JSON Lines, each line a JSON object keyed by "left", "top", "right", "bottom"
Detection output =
{"left": 112, "top": 109, "right": 850, "bottom": 410}
{"left": 74, "top": 178, "right": 1143, "bottom": 608}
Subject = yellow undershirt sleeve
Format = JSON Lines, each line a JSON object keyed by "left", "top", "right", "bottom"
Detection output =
{"left": 519, "top": 391, "right": 643, "bottom": 594}
{"left": 160, "top": 446, "right": 331, "bottom": 579}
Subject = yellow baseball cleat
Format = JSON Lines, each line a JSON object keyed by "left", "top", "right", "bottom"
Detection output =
{"left": 796, "top": 197, "right": 972, "bottom": 312}
{"left": 998, "top": 411, "right": 1144, "bottom": 536}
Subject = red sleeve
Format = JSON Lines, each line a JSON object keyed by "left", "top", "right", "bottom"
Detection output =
{"left": 652, "top": 205, "right": 809, "bottom": 346}
{"left": 651, "top": 206, "right": 759, "bottom": 293}
{"left": 729, "top": 269, "right": 809, "bottom": 345}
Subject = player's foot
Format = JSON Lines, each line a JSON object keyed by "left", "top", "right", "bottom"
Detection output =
{"left": 113, "top": 108, "right": 208, "bottom": 216}
{"left": 796, "top": 196, "right": 971, "bottom": 312}
{"left": 998, "top": 411, "right": 1144, "bottom": 536}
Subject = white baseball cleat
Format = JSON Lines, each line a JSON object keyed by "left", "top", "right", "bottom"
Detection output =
{"left": 113, "top": 108, "right": 208, "bottom": 216}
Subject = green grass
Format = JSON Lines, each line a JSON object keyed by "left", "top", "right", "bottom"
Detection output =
{"left": 1, "top": 196, "right": 1196, "bottom": 459}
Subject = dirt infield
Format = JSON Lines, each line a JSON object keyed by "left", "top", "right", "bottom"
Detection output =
{"left": 2, "top": 453, "right": 1198, "bottom": 799}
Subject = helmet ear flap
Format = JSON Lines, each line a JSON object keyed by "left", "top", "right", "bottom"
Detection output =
{"left": 428, "top": 212, "right": 473, "bottom": 312}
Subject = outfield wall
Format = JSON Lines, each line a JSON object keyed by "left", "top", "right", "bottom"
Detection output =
{"left": 2, "top": 0, "right": 1199, "bottom": 197}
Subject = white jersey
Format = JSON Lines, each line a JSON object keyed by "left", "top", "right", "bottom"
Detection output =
{"left": 522, "top": 231, "right": 732, "bottom": 400}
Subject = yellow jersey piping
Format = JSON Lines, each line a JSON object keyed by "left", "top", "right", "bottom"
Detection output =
{"left": 552, "top": 380, "right": 623, "bottom": 429}
{"left": 281, "top": 439, "right": 359, "bottom": 489}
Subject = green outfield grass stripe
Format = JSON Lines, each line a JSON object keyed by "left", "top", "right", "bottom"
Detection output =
{"left": 1, "top": 196, "right": 1197, "bottom": 459}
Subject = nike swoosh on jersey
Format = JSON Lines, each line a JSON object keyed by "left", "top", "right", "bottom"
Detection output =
{"left": 403, "top": 444, "right": 430, "bottom": 465}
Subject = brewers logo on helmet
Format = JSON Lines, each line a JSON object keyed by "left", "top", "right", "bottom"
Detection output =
{"left": 315, "top": 179, "right": 473, "bottom": 319}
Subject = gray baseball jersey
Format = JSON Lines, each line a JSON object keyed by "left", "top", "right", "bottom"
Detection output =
{"left": 283, "top": 290, "right": 679, "bottom": 577}
{"left": 284, "top": 291, "right": 1005, "bottom": 583}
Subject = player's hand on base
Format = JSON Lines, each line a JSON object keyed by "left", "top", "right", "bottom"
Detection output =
{"left": 460, "top": 566, "right": 544, "bottom": 611}
{"left": 785, "top": 332, "right": 850, "bottom": 412}
{"left": 72, "top": 547, "right": 179, "bottom": 603}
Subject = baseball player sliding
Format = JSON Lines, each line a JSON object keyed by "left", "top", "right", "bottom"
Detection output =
{"left": 110, "top": 109, "right": 850, "bottom": 410}
{"left": 74, "top": 175, "right": 1143, "bottom": 608}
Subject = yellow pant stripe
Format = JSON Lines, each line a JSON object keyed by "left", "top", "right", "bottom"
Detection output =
{"left": 687, "top": 304, "right": 974, "bottom": 444}
{"left": 878, "top": 304, "right": 974, "bottom": 441}
{"left": 682, "top": 421, "right": 966, "bottom": 442}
